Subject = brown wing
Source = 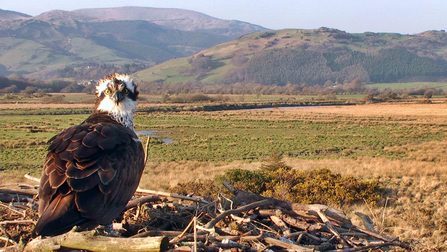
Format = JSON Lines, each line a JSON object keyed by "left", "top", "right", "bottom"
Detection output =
{"left": 33, "top": 114, "right": 145, "bottom": 237}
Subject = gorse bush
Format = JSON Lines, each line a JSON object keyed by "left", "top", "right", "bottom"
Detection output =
{"left": 171, "top": 167, "right": 381, "bottom": 207}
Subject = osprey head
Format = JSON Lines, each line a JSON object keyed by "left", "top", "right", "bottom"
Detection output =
{"left": 95, "top": 73, "right": 139, "bottom": 128}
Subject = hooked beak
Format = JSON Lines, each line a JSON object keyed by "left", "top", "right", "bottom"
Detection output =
{"left": 111, "top": 92, "right": 124, "bottom": 103}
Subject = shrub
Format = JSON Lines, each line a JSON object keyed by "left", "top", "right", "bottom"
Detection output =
{"left": 170, "top": 179, "right": 220, "bottom": 197}
{"left": 217, "top": 167, "right": 381, "bottom": 207}
{"left": 216, "top": 169, "right": 271, "bottom": 195}
{"left": 260, "top": 152, "right": 291, "bottom": 172}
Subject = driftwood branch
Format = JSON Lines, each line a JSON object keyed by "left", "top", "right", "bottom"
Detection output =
{"left": 136, "top": 187, "right": 209, "bottom": 204}
{"left": 264, "top": 237, "right": 314, "bottom": 251}
{"left": 123, "top": 195, "right": 161, "bottom": 211}
{"left": 23, "top": 230, "right": 169, "bottom": 252}
{"left": 24, "top": 174, "right": 40, "bottom": 183}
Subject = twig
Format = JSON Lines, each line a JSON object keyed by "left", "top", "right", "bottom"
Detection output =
{"left": 123, "top": 195, "right": 161, "bottom": 211}
{"left": 0, "top": 236, "right": 18, "bottom": 245}
{"left": 263, "top": 237, "right": 314, "bottom": 251}
{"left": 193, "top": 216, "right": 197, "bottom": 252}
{"left": 317, "top": 208, "right": 353, "bottom": 248}
{"left": 144, "top": 136, "right": 151, "bottom": 165}
{"left": 136, "top": 187, "right": 209, "bottom": 204}
{"left": 169, "top": 217, "right": 196, "bottom": 244}
{"left": 0, "top": 202, "right": 26, "bottom": 217}
{"left": 204, "top": 199, "right": 274, "bottom": 229}
{"left": 197, "top": 241, "right": 257, "bottom": 252}
{"left": 355, "top": 212, "right": 375, "bottom": 232}
{"left": 0, "top": 188, "right": 37, "bottom": 197}
{"left": 270, "top": 215, "right": 291, "bottom": 236}
{"left": 0, "top": 183, "right": 38, "bottom": 189}
{"left": 24, "top": 173, "right": 40, "bottom": 183}
{"left": 325, "top": 241, "right": 411, "bottom": 252}
{"left": 131, "top": 230, "right": 182, "bottom": 238}
{"left": 0, "top": 220, "right": 35, "bottom": 225}
{"left": 222, "top": 180, "right": 238, "bottom": 194}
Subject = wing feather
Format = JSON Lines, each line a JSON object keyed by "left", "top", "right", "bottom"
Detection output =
{"left": 66, "top": 162, "right": 99, "bottom": 179}
{"left": 82, "top": 131, "right": 100, "bottom": 148}
{"left": 35, "top": 112, "right": 145, "bottom": 237}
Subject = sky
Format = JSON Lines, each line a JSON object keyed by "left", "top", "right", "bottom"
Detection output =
{"left": 1, "top": 0, "right": 446, "bottom": 34}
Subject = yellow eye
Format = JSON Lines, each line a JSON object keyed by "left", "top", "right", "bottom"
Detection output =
{"left": 104, "top": 89, "right": 111, "bottom": 95}
{"left": 123, "top": 88, "right": 129, "bottom": 94}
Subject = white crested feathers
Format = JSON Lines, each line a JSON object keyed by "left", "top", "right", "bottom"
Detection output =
{"left": 95, "top": 73, "right": 135, "bottom": 96}
{"left": 95, "top": 73, "right": 138, "bottom": 129}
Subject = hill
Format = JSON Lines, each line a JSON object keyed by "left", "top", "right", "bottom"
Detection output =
{"left": 0, "top": 8, "right": 267, "bottom": 80}
{"left": 73, "top": 6, "right": 267, "bottom": 38}
{"left": 0, "top": 9, "right": 31, "bottom": 21}
{"left": 133, "top": 28, "right": 447, "bottom": 86}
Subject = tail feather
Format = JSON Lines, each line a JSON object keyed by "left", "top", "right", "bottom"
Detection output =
{"left": 33, "top": 194, "right": 87, "bottom": 237}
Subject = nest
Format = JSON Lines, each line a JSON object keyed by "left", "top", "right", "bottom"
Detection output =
{"left": 0, "top": 179, "right": 410, "bottom": 252}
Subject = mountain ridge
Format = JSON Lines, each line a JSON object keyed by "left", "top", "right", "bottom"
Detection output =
{"left": 132, "top": 27, "right": 447, "bottom": 86}
{"left": 72, "top": 6, "right": 268, "bottom": 37}
{"left": 0, "top": 9, "right": 31, "bottom": 21}
{"left": 0, "top": 7, "right": 267, "bottom": 79}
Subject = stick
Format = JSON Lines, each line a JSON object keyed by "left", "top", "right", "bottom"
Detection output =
{"left": 123, "top": 195, "right": 161, "bottom": 211}
{"left": 24, "top": 230, "right": 169, "bottom": 252}
{"left": 0, "top": 202, "right": 26, "bottom": 217}
{"left": 324, "top": 241, "right": 411, "bottom": 252}
{"left": 197, "top": 241, "right": 257, "bottom": 252}
{"left": 131, "top": 230, "right": 182, "bottom": 238}
{"left": 169, "top": 217, "right": 196, "bottom": 244}
{"left": 0, "top": 236, "right": 18, "bottom": 245}
{"left": 0, "top": 220, "right": 35, "bottom": 225}
{"left": 317, "top": 208, "right": 353, "bottom": 248}
{"left": 263, "top": 237, "right": 314, "bottom": 251}
{"left": 270, "top": 215, "right": 291, "bottom": 236}
{"left": 204, "top": 199, "right": 274, "bottom": 229}
{"left": 355, "top": 212, "right": 375, "bottom": 232}
{"left": 0, "top": 183, "right": 38, "bottom": 189}
{"left": 0, "top": 188, "right": 37, "bottom": 197}
{"left": 136, "top": 187, "right": 209, "bottom": 204}
{"left": 144, "top": 136, "right": 151, "bottom": 165}
{"left": 193, "top": 217, "right": 197, "bottom": 252}
{"left": 24, "top": 173, "right": 40, "bottom": 183}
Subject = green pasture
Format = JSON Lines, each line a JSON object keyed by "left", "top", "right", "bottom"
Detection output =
{"left": 366, "top": 82, "right": 447, "bottom": 91}
{"left": 2, "top": 109, "right": 444, "bottom": 176}
{"left": 138, "top": 112, "right": 445, "bottom": 162}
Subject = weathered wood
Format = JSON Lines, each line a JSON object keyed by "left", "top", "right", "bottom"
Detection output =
{"left": 229, "top": 186, "right": 351, "bottom": 225}
{"left": 355, "top": 212, "right": 376, "bottom": 232}
{"left": 204, "top": 199, "right": 275, "bottom": 229}
{"left": 264, "top": 237, "right": 315, "bottom": 251}
{"left": 270, "top": 215, "right": 291, "bottom": 236}
{"left": 136, "top": 187, "right": 209, "bottom": 204}
{"left": 24, "top": 230, "right": 169, "bottom": 252}
{"left": 123, "top": 195, "right": 161, "bottom": 211}
{"left": 24, "top": 174, "right": 40, "bottom": 183}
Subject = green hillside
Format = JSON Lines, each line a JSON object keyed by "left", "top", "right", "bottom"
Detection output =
{"left": 133, "top": 28, "right": 447, "bottom": 86}
{"left": 0, "top": 8, "right": 264, "bottom": 80}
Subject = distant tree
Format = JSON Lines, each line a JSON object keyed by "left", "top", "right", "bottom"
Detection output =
{"left": 21, "top": 86, "right": 37, "bottom": 95}
{"left": 423, "top": 89, "right": 434, "bottom": 98}
{"left": 60, "top": 82, "right": 84, "bottom": 93}
{"left": 0, "top": 85, "right": 19, "bottom": 93}
{"left": 260, "top": 152, "right": 291, "bottom": 172}
{"left": 191, "top": 54, "right": 212, "bottom": 71}
{"left": 82, "top": 84, "right": 96, "bottom": 94}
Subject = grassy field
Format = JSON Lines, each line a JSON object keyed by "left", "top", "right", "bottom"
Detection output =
{"left": 366, "top": 82, "right": 447, "bottom": 91}
{"left": 2, "top": 100, "right": 447, "bottom": 250}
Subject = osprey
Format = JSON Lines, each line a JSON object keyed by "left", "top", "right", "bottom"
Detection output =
{"left": 33, "top": 73, "right": 145, "bottom": 237}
